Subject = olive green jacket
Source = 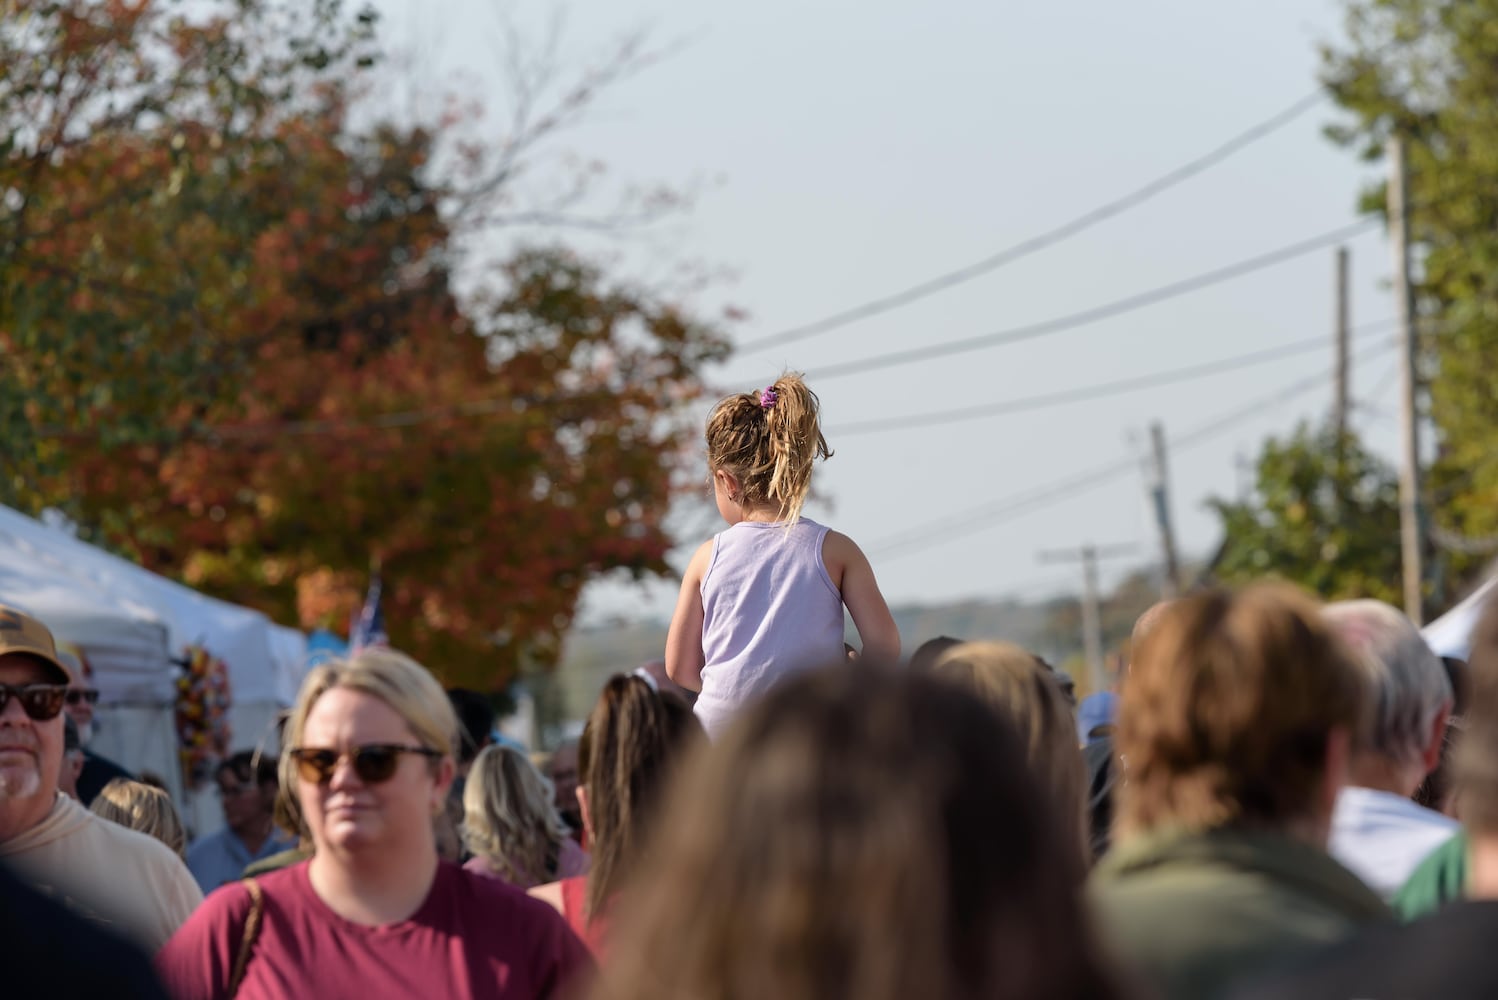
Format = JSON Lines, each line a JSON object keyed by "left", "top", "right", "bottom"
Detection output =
{"left": 1089, "top": 827, "right": 1390, "bottom": 1000}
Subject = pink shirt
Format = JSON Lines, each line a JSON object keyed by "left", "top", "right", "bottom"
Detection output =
{"left": 559, "top": 876, "right": 611, "bottom": 959}
{"left": 156, "top": 860, "right": 592, "bottom": 1000}
{"left": 463, "top": 837, "right": 590, "bottom": 890}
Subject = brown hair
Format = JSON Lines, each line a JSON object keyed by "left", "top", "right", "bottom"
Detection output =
{"left": 1455, "top": 594, "right": 1498, "bottom": 835}
{"left": 592, "top": 664, "right": 1125, "bottom": 1000}
{"left": 705, "top": 371, "right": 831, "bottom": 525}
{"left": 932, "top": 641, "right": 1090, "bottom": 868}
{"left": 580, "top": 675, "right": 703, "bottom": 917}
{"left": 1117, "top": 584, "right": 1368, "bottom": 836}
{"left": 91, "top": 778, "right": 188, "bottom": 861}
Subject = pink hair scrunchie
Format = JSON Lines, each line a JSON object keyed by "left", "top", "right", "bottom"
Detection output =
{"left": 759, "top": 386, "right": 778, "bottom": 409}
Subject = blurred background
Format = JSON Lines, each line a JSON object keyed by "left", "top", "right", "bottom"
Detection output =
{"left": 2, "top": 0, "right": 1492, "bottom": 751}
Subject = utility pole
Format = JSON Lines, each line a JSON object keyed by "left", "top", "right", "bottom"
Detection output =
{"left": 1389, "top": 135, "right": 1424, "bottom": 624}
{"left": 1148, "top": 422, "right": 1183, "bottom": 598}
{"left": 1038, "top": 543, "right": 1137, "bottom": 692}
{"left": 1334, "top": 246, "right": 1351, "bottom": 448}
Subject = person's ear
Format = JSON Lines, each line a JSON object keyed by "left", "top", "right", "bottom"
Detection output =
{"left": 713, "top": 468, "right": 741, "bottom": 502}
{"left": 1422, "top": 703, "right": 1452, "bottom": 776}
{"left": 1318, "top": 725, "right": 1352, "bottom": 839}
{"left": 431, "top": 756, "right": 456, "bottom": 814}
{"left": 576, "top": 785, "right": 593, "bottom": 843}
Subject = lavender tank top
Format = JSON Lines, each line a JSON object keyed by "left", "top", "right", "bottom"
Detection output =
{"left": 695, "top": 518, "right": 846, "bottom": 737}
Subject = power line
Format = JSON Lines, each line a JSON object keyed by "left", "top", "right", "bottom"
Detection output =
{"left": 867, "top": 337, "right": 1402, "bottom": 562}
{"left": 739, "top": 89, "right": 1327, "bottom": 352}
{"left": 804, "top": 216, "right": 1382, "bottom": 382}
{"left": 830, "top": 319, "right": 1398, "bottom": 437}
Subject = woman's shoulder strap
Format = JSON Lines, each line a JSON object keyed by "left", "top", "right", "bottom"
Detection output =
{"left": 227, "top": 878, "right": 265, "bottom": 998}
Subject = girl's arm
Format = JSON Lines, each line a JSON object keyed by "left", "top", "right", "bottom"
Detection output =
{"left": 825, "top": 530, "right": 901, "bottom": 662}
{"left": 665, "top": 540, "right": 714, "bottom": 692}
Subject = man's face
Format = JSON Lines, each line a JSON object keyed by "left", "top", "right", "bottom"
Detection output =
{"left": 217, "top": 768, "right": 268, "bottom": 835}
{"left": 0, "top": 654, "right": 64, "bottom": 805}
{"left": 63, "top": 676, "right": 97, "bottom": 744}
{"left": 58, "top": 748, "right": 84, "bottom": 799}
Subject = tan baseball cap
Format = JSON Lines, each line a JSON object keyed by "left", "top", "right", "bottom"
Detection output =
{"left": 0, "top": 604, "right": 72, "bottom": 686}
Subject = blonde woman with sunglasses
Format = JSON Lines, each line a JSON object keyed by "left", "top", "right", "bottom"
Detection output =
{"left": 159, "top": 648, "right": 592, "bottom": 1000}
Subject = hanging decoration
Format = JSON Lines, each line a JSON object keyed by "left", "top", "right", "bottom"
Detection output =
{"left": 175, "top": 645, "right": 232, "bottom": 787}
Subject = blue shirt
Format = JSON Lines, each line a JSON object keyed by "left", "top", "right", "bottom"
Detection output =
{"left": 186, "top": 828, "right": 296, "bottom": 893}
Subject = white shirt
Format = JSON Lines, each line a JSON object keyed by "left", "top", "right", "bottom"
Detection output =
{"left": 1329, "top": 785, "right": 1460, "bottom": 900}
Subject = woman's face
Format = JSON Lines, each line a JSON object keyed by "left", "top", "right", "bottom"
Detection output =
{"left": 297, "top": 686, "right": 452, "bottom": 856}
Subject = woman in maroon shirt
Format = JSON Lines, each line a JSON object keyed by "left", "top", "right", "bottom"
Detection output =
{"left": 157, "top": 649, "right": 591, "bottom": 1000}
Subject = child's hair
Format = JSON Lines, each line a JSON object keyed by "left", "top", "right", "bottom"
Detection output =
{"left": 705, "top": 372, "right": 831, "bottom": 525}
{"left": 462, "top": 744, "right": 571, "bottom": 887}
{"left": 580, "top": 675, "right": 704, "bottom": 917}
{"left": 90, "top": 778, "right": 188, "bottom": 861}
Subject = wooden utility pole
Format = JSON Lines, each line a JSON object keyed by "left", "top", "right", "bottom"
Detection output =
{"left": 1038, "top": 543, "right": 1137, "bottom": 691}
{"left": 1334, "top": 246, "right": 1351, "bottom": 446}
{"left": 1389, "top": 135, "right": 1424, "bottom": 624}
{"left": 1148, "top": 422, "right": 1183, "bottom": 598}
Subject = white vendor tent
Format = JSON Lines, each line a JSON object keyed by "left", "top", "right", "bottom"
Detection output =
{"left": 1423, "top": 574, "right": 1498, "bottom": 660}
{"left": 0, "top": 526, "right": 185, "bottom": 802}
{"left": 0, "top": 505, "right": 311, "bottom": 832}
{"left": 0, "top": 504, "right": 308, "bottom": 733}
{"left": 0, "top": 528, "right": 175, "bottom": 702}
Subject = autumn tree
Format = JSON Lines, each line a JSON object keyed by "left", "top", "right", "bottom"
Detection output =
{"left": 1208, "top": 422, "right": 1403, "bottom": 604}
{"left": 1, "top": 0, "right": 730, "bottom": 689}
{"left": 1322, "top": 0, "right": 1498, "bottom": 604}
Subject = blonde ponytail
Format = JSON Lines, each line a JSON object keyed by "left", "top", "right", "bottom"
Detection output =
{"left": 704, "top": 371, "right": 831, "bottom": 523}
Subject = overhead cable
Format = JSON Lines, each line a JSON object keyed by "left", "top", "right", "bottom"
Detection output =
{"left": 830, "top": 319, "right": 1398, "bottom": 437}
{"left": 804, "top": 216, "right": 1382, "bottom": 382}
{"left": 739, "top": 89, "right": 1328, "bottom": 352}
{"left": 867, "top": 337, "right": 1401, "bottom": 561}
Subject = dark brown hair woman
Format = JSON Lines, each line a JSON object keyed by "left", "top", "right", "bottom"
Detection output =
{"left": 530, "top": 674, "right": 703, "bottom": 955}
{"left": 592, "top": 664, "right": 1127, "bottom": 1000}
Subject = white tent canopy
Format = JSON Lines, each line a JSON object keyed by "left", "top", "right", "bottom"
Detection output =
{"left": 1423, "top": 575, "right": 1498, "bottom": 661}
{"left": 0, "top": 527, "right": 185, "bottom": 803}
{"left": 0, "top": 529, "right": 175, "bottom": 702}
{"left": 0, "top": 505, "right": 308, "bottom": 713}
{"left": 0, "top": 507, "right": 273, "bottom": 696}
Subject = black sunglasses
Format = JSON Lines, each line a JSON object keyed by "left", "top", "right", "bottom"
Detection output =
{"left": 0, "top": 684, "right": 68, "bottom": 721}
{"left": 65, "top": 689, "right": 100, "bottom": 706}
{"left": 288, "top": 743, "right": 440, "bottom": 786}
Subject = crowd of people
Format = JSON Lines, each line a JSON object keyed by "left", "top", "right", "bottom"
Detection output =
{"left": 3, "top": 373, "right": 1496, "bottom": 998}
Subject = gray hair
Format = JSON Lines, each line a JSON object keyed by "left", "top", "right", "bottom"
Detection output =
{"left": 1323, "top": 600, "right": 1451, "bottom": 765}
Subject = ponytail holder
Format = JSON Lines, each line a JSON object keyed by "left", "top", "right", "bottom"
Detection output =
{"left": 759, "top": 386, "right": 778, "bottom": 409}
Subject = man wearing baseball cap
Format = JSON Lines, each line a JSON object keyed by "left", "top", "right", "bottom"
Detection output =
{"left": 56, "top": 642, "right": 135, "bottom": 805}
{"left": 0, "top": 603, "right": 201, "bottom": 949}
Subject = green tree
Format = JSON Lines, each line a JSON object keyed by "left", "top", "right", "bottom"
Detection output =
{"left": 1322, "top": 0, "right": 1498, "bottom": 600}
{"left": 1208, "top": 422, "right": 1402, "bottom": 603}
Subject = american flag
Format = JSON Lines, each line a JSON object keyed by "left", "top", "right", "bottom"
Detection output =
{"left": 349, "top": 575, "right": 389, "bottom": 653}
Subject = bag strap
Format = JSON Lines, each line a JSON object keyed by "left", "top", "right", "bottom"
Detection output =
{"left": 227, "top": 877, "right": 265, "bottom": 998}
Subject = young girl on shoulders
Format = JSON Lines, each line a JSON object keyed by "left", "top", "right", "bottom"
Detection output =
{"left": 665, "top": 372, "right": 900, "bottom": 736}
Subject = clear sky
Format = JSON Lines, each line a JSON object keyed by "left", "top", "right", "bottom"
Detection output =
{"left": 370, "top": 0, "right": 1403, "bottom": 625}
